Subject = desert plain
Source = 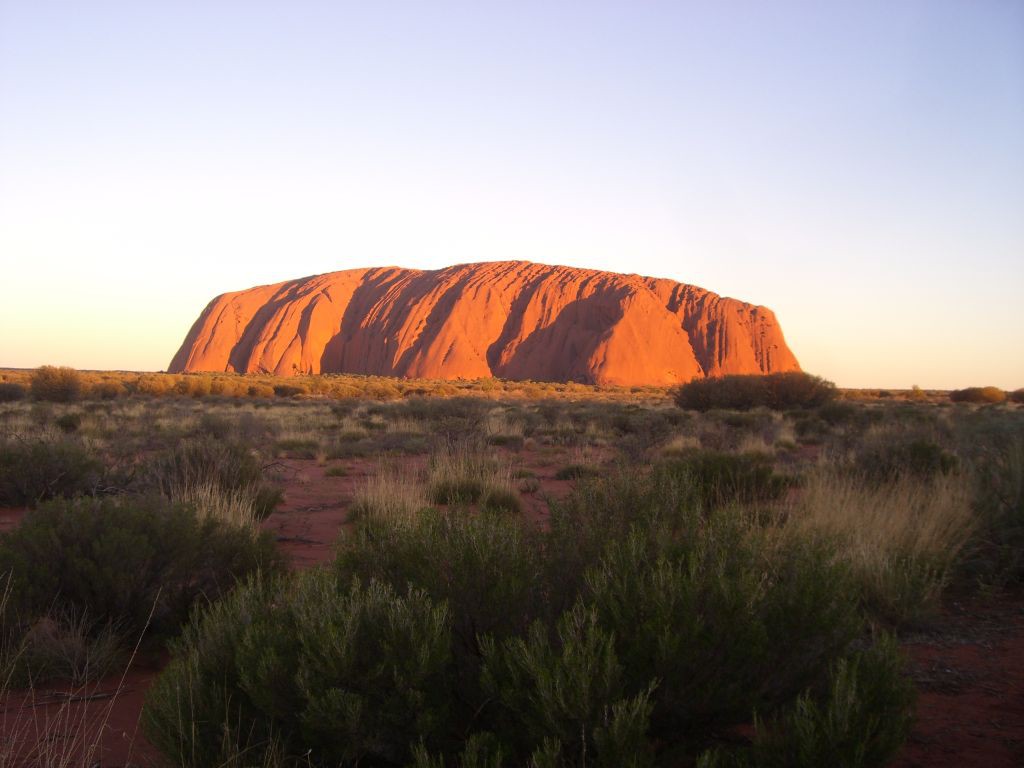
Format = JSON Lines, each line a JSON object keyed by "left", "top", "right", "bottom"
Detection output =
{"left": 0, "top": 367, "right": 1021, "bottom": 767}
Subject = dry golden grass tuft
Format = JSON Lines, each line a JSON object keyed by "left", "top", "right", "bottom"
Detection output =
{"left": 661, "top": 433, "right": 701, "bottom": 456}
{"left": 782, "top": 468, "right": 975, "bottom": 625}
{"left": 348, "top": 462, "right": 428, "bottom": 522}
{"left": 170, "top": 478, "right": 263, "bottom": 530}
{"left": 426, "top": 440, "right": 519, "bottom": 511}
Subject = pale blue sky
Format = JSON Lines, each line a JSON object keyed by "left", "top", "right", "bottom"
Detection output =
{"left": 1, "top": 1, "right": 1021, "bottom": 387}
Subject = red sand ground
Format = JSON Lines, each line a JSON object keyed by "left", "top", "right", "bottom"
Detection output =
{"left": 893, "top": 597, "right": 1024, "bottom": 767}
{"left": 1, "top": 454, "right": 1022, "bottom": 766}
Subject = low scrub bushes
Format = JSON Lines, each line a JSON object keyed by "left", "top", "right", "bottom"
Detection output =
{"left": 174, "top": 375, "right": 213, "bottom": 398}
{"left": 793, "top": 401, "right": 884, "bottom": 442}
{"left": 949, "top": 386, "right": 1006, "bottom": 404}
{"left": 954, "top": 417, "right": 1024, "bottom": 585}
{"left": 674, "top": 372, "right": 837, "bottom": 412}
{"left": 145, "top": 465, "right": 911, "bottom": 767}
{"left": 479, "top": 603, "right": 658, "bottom": 768}
{"left": 29, "top": 366, "right": 84, "bottom": 403}
{"left": 90, "top": 379, "right": 126, "bottom": 399}
{"left": 273, "top": 384, "right": 307, "bottom": 398}
{"left": 143, "top": 574, "right": 453, "bottom": 767}
{"left": 328, "top": 430, "right": 431, "bottom": 459}
{"left": 659, "top": 450, "right": 792, "bottom": 509}
{"left": 0, "top": 495, "right": 282, "bottom": 639}
{"left": 0, "top": 495, "right": 282, "bottom": 687}
{"left": 403, "top": 397, "right": 491, "bottom": 437}
{"left": 698, "top": 636, "right": 914, "bottom": 768}
{"left": 0, "top": 438, "right": 103, "bottom": 506}
{"left": 950, "top": 387, "right": 1007, "bottom": 405}
{"left": 335, "top": 509, "right": 545, "bottom": 651}
{"left": 0, "top": 382, "right": 26, "bottom": 402}
{"left": 850, "top": 434, "right": 957, "bottom": 483}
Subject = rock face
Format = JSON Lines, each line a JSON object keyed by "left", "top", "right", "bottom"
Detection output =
{"left": 169, "top": 261, "right": 800, "bottom": 386}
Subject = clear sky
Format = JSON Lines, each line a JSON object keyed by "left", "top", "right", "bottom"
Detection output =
{"left": 1, "top": 1, "right": 1021, "bottom": 388}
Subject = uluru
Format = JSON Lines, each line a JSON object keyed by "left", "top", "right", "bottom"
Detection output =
{"left": 169, "top": 261, "right": 800, "bottom": 386}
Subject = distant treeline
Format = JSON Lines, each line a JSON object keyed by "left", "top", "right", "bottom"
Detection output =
{"left": 0, "top": 366, "right": 672, "bottom": 403}
{"left": 0, "top": 366, "right": 1019, "bottom": 406}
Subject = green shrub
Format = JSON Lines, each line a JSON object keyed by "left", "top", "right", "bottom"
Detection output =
{"left": 143, "top": 573, "right": 453, "bottom": 767}
{"left": 0, "top": 495, "right": 282, "bottom": 640}
{"left": 756, "top": 635, "right": 913, "bottom": 767}
{"left": 148, "top": 512, "right": 544, "bottom": 766}
{"left": 336, "top": 507, "right": 547, "bottom": 749}
{"left": 699, "top": 635, "right": 914, "bottom": 768}
{"left": 583, "top": 522, "right": 860, "bottom": 746}
{"left": 1010, "top": 389, "right": 1024, "bottom": 404}
{"left": 0, "top": 382, "right": 26, "bottom": 402}
{"left": 949, "top": 386, "right": 1006, "bottom": 404}
{"left": 674, "top": 373, "right": 836, "bottom": 412}
{"left": 755, "top": 371, "right": 838, "bottom": 410}
{"left": 410, "top": 733, "right": 506, "bottom": 768}
{"left": 547, "top": 469, "right": 862, "bottom": 756}
{"left": 336, "top": 509, "right": 543, "bottom": 653}
{"left": 146, "top": 464, "right": 903, "bottom": 767}
{"left": 30, "top": 365, "right": 84, "bottom": 403}
{"left": 480, "top": 604, "right": 656, "bottom": 768}
{"left": 145, "top": 436, "right": 282, "bottom": 520}
{"left": 956, "top": 419, "right": 1024, "bottom": 585}
{"left": 0, "top": 438, "right": 102, "bottom": 506}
